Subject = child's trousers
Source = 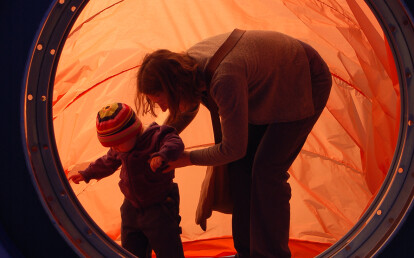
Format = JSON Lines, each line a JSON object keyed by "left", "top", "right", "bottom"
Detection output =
{"left": 120, "top": 183, "right": 183, "bottom": 258}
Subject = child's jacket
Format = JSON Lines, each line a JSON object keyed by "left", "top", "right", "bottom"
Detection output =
{"left": 79, "top": 122, "right": 184, "bottom": 209}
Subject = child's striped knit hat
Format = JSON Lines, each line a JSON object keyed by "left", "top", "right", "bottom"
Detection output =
{"left": 96, "top": 103, "right": 142, "bottom": 147}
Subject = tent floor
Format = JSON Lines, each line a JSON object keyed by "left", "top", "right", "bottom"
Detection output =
{"left": 152, "top": 236, "right": 333, "bottom": 257}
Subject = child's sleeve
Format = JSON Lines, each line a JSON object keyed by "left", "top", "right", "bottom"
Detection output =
{"left": 79, "top": 148, "right": 122, "bottom": 183}
{"left": 151, "top": 126, "right": 185, "bottom": 163}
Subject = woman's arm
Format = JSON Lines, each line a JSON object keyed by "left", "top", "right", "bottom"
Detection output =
{"left": 164, "top": 104, "right": 200, "bottom": 134}
{"left": 190, "top": 74, "right": 249, "bottom": 166}
{"left": 161, "top": 150, "right": 192, "bottom": 173}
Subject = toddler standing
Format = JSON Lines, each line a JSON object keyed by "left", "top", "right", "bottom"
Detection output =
{"left": 69, "top": 102, "right": 185, "bottom": 258}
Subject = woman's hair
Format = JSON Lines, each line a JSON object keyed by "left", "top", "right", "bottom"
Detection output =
{"left": 136, "top": 49, "right": 204, "bottom": 123}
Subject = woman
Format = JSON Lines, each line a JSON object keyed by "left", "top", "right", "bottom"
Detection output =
{"left": 136, "top": 30, "right": 332, "bottom": 258}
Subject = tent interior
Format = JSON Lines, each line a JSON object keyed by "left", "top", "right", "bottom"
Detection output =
{"left": 54, "top": 0, "right": 400, "bottom": 257}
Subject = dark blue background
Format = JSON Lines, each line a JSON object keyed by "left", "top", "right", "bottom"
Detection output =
{"left": 1, "top": 0, "right": 413, "bottom": 257}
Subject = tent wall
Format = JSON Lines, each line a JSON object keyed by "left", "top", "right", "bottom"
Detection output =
{"left": 54, "top": 0, "right": 399, "bottom": 251}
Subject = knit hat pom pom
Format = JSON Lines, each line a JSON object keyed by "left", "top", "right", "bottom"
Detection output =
{"left": 96, "top": 103, "right": 142, "bottom": 147}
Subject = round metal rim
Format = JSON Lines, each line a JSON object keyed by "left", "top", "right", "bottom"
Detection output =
{"left": 318, "top": 1, "right": 414, "bottom": 257}
{"left": 22, "top": 0, "right": 128, "bottom": 256}
{"left": 21, "top": 0, "right": 414, "bottom": 257}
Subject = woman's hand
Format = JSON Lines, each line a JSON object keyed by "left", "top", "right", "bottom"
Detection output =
{"left": 149, "top": 156, "right": 164, "bottom": 172}
{"left": 68, "top": 173, "right": 85, "bottom": 184}
{"left": 162, "top": 151, "right": 192, "bottom": 173}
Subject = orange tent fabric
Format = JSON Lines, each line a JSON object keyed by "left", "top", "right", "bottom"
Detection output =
{"left": 53, "top": 0, "right": 399, "bottom": 257}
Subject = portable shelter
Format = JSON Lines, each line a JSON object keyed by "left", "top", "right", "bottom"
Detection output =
{"left": 22, "top": 0, "right": 411, "bottom": 257}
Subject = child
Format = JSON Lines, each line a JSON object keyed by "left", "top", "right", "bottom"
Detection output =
{"left": 69, "top": 102, "right": 185, "bottom": 258}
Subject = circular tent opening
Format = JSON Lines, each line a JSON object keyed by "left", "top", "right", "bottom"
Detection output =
{"left": 23, "top": 0, "right": 414, "bottom": 257}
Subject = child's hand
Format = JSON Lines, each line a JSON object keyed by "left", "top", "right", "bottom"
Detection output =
{"left": 149, "top": 156, "right": 164, "bottom": 172}
{"left": 68, "top": 173, "right": 85, "bottom": 184}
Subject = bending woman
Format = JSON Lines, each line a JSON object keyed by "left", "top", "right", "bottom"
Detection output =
{"left": 135, "top": 29, "right": 332, "bottom": 258}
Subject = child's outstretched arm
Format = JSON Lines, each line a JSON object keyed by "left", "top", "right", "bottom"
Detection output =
{"left": 70, "top": 148, "right": 122, "bottom": 183}
{"left": 68, "top": 173, "right": 86, "bottom": 184}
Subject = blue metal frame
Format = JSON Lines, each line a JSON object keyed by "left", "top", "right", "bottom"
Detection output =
{"left": 21, "top": 0, "right": 414, "bottom": 257}
{"left": 22, "top": 0, "right": 128, "bottom": 256}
